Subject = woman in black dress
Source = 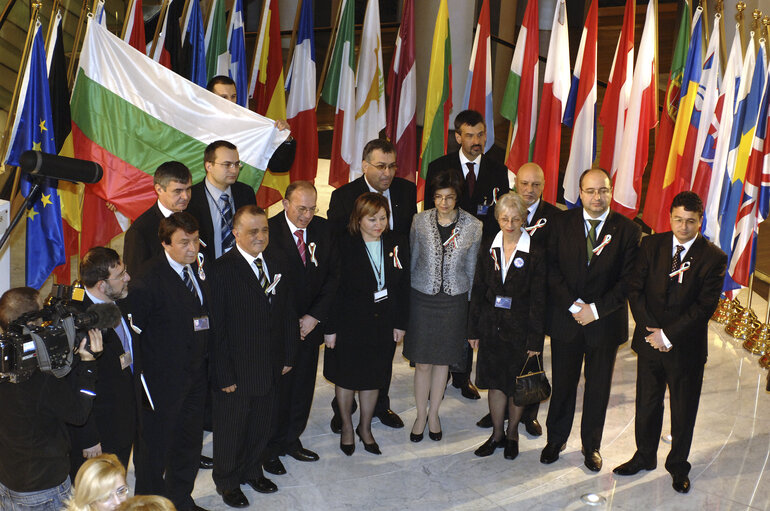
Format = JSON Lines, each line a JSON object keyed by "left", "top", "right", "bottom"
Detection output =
{"left": 468, "top": 192, "right": 546, "bottom": 460}
{"left": 323, "top": 193, "right": 410, "bottom": 456}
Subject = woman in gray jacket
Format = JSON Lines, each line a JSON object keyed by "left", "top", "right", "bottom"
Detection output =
{"left": 404, "top": 170, "right": 482, "bottom": 442}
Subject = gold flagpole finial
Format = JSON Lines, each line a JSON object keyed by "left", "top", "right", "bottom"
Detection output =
{"left": 736, "top": 2, "right": 746, "bottom": 21}
{"left": 752, "top": 9, "right": 762, "bottom": 30}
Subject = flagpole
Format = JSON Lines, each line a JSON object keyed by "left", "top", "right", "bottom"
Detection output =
{"left": 702, "top": 0, "right": 710, "bottom": 45}
{"left": 120, "top": 0, "right": 135, "bottom": 39}
{"left": 149, "top": 0, "right": 171, "bottom": 60}
{"left": 752, "top": 9, "right": 761, "bottom": 55}
{"left": 653, "top": 0, "right": 659, "bottom": 140}
{"left": 45, "top": 0, "right": 60, "bottom": 49}
{"left": 316, "top": 0, "right": 344, "bottom": 107}
{"left": 736, "top": 2, "right": 746, "bottom": 58}
{"left": 67, "top": 0, "right": 90, "bottom": 87}
{"left": 716, "top": 1, "right": 727, "bottom": 70}
{"left": 764, "top": 16, "right": 770, "bottom": 61}
{"left": 287, "top": 0, "right": 303, "bottom": 72}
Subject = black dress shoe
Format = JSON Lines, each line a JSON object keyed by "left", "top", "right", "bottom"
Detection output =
{"left": 474, "top": 436, "right": 504, "bottom": 457}
{"left": 613, "top": 456, "right": 656, "bottom": 476}
{"left": 504, "top": 439, "right": 519, "bottom": 460}
{"left": 199, "top": 455, "right": 214, "bottom": 469}
{"left": 457, "top": 381, "right": 481, "bottom": 400}
{"left": 330, "top": 414, "right": 342, "bottom": 434}
{"left": 217, "top": 488, "right": 248, "bottom": 508}
{"left": 428, "top": 429, "right": 442, "bottom": 441}
{"left": 244, "top": 477, "right": 278, "bottom": 494}
{"left": 476, "top": 413, "right": 493, "bottom": 428}
{"left": 262, "top": 457, "right": 286, "bottom": 475}
{"left": 287, "top": 447, "right": 319, "bottom": 462}
{"left": 540, "top": 442, "right": 566, "bottom": 464}
{"left": 339, "top": 438, "right": 355, "bottom": 456}
{"left": 672, "top": 474, "right": 691, "bottom": 494}
{"left": 355, "top": 427, "right": 382, "bottom": 455}
{"left": 583, "top": 448, "right": 603, "bottom": 472}
{"left": 523, "top": 418, "right": 542, "bottom": 436}
{"left": 376, "top": 409, "right": 404, "bottom": 428}
{"left": 410, "top": 420, "right": 425, "bottom": 442}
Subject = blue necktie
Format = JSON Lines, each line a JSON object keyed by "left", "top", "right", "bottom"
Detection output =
{"left": 182, "top": 266, "right": 200, "bottom": 303}
{"left": 220, "top": 193, "right": 235, "bottom": 252}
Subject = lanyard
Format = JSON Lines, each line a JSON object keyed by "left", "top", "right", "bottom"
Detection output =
{"left": 204, "top": 185, "right": 232, "bottom": 224}
{"left": 364, "top": 240, "right": 385, "bottom": 290}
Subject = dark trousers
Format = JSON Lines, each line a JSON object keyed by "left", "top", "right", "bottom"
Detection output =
{"left": 266, "top": 342, "right": 320, "bottom": 458}
{"left": 134, "top": 366, "right": 206, "bottom": 510}
{"left": 212, "top": 388, "right": 275, "bottom": 491}
{"left": 545, "top": 336, "right": 618, "bottom": 450}
{"left": 634, "top": 354, "right": 704, "bottom": 477}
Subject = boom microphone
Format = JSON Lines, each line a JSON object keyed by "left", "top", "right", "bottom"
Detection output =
{"left": 20, "top": 150, "right": 103, "bottom": 184}
{"left": 74, "top": 303, "right": 123, "bottom": 330}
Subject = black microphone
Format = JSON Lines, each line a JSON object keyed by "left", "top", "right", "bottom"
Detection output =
{"left": 20, "top": 151, "right": 103, "bottom": 184}
{"left": 74, "top": 303, "right": 123, "bottom": 330}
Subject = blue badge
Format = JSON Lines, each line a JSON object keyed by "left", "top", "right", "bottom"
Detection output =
{"left": 494, "top": 296, "right": 512, "bottom": 309}
{"left": 514, "top": 257, "right": 524, "bottom": 268}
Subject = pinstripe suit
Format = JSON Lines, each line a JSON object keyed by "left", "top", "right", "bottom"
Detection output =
{"left": 209, "top": 245, "right": 299, "bottom": 491}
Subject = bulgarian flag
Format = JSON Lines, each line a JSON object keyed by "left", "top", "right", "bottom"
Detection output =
{"left": 419, "top": 0, "right": 452, "bottom": 199}
{"left": 501, "top": 0, "right": 538, "bottom": 174}
{"left": 386, "top": 0, "right": 416, "bottom": 182}
{"left": 321, "top": 0, "right": 356, "bottom": 188}
{"left": 71, "top": 20, "right": 287, "bottom": 221}
{"left": 461, "top": 0, "right": 494, "bottom": 153}
{"left": 531, "top": 0, "right": 569, "bottom": 202}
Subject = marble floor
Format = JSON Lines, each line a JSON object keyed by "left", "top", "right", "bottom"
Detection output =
{"left": 124, "top": 291, "right": 770, "bottom": 511}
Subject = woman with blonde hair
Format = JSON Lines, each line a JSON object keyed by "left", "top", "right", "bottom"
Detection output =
{"left": 65, "top": 454, "right": 129, "bottom": 511}
{"left": 117, "top": 495, "right": 176, "bottom": 510}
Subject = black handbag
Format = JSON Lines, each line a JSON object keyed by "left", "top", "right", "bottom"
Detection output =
{"left": 513, "top": 355, "right": 551, "bottom": 407}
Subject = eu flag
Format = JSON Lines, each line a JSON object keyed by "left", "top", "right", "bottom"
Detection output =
{"left": 5, "top": 22, "right": 65, "bottom": 288}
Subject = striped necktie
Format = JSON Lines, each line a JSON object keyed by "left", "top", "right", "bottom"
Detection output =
{"left": 220, "top": 193, "right": 235, "bottom": 252}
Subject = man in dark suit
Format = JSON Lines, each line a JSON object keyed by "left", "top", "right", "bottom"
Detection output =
{"left": 476, "top": 162, "right": 559, "bottom": 434}
{"left": 69, "top": 247, "right": 136, "bottom": 480}
{"left": 128, "top": 213, "right": 211, "bottom": 511}
{"left": 210, "top": 205, "right": 298, "bottom": 508}
{"left": 123, "top": 162, "right": 192, "bottom": 277}
{"left": 613, "top": 192, "right": 726, "bottom": 494}
{"left": 186, "top": 140, "right": 257, "bottom": 262}
{"left": 326, "top": 138, "right": 417, "bottom": 431}
{"left": 541, "top": 168, "right": 641, "bottom": 472}
{"left": 263, "top": 181, "right": 339, "bottom": 476}
{"left": 425, "top": 109, "right": 511, "bottom": 400}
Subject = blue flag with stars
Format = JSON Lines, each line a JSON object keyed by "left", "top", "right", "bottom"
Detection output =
{"left": 5, "top": 22, "right": 65, "bottom": 288}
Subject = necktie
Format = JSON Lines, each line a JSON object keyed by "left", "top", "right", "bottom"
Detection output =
{"left": 670, "top": 244, "right": 685, "bottom": 279}
{"left": 295, "top": 230, "right": 307, "bottom": 265}
{"left": 182, "top": 266, "right": 199, "bottom": 302}
{"left": 586, "top": 219, "right": 601, "bottom": 263}
{"left": 114, "top": 318, "right": 133, "bottom": 371}
{"left": 254, "top": 258, "right": 268, "bottom": 291}
{"left": 220, "top": 193, "right": 235, "bottom": 252}
{"left": 465, "top": 162, "right": 476, "bottom": 197}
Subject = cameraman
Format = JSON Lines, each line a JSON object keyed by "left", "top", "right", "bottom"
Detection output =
{"left": 0, "top": 287, "right": 103, "bottom": 510}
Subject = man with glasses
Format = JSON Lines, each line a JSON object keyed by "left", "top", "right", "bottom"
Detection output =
{"left": 187, "top": 140, "right": 257, "bottom": 263}
{"left": 540, "top": 168, "right": 640, "bottom": 472}
{"left": 262, "top": 181, "right": 339, "bottom": 477}
{"left": 326, "top": 138, "right": 417, "bottom": 431}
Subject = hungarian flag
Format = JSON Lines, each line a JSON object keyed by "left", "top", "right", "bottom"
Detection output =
{"left": 501, "top": 0, "right": 538, "bottom": 173}
{"left": 562, "top": 0, "right": 597, "bottom": 208}
{"left": 598, "top": 0, "right": 634, "bottom": 177}
{"left": 122, "top": 0, "right": 146, "bottom": 52}
{"left": 204, "top": 0, "right": 228, "bottom": 81}
{"left": 321, "top": 0, "right": 356, "bottom": 188}
{"left": 352, "top": 0, "right": 386, "bottom": 181}
{"left": 642, "top": 3, "right": 691, "bottom": 232}
{"left": 386, "top": 0, "right": 416, "bottom": 182}
{"left": 461, "top": 0, "right": 494, "bottom": 153}
{"left": 180, "top": 0, "right": 207, "bottom": 87}
{"left": 531, "top": 0, "right": 569, "bottom": 202}
{"left": 419, "top": 0, "right": 452, "bottom": 199}
{"left": 285, "top": 0, "right": 319, "bottom": 184}
{"left": 71, "top": 20, "right": 287, "bottom": 222}
{"left": 610, "top": 0, "right": 657, "bottom": 218}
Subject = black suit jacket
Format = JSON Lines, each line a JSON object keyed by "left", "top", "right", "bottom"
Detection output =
{"left": 123, "top": 203, "right": 164, "bottom": 278}
{"left": 326, "top": 176, "right": 417, "bottom": 237}
{"left": 268, "top": 213, "right": 340, "bottom": 345}
{"left": 210, "top": 247, "right": 299, "bottom": 395}
{"left": 126, "top": 254, "right": 211, "bottom": 412}
{"left": 547, "top": 208, "right": 641, "bottom": 346}
{"left": 425, "top": 151, "right": 510, "bottom": 235}
{"left": 527, "top": 199, "right": 561, "bottom": 246}
{"left": 68, "top": 296, "right": 136, "bottom": 452}
{"left": 185, "top": 180, "right": 257, "bottom": 262}
{"left": 628, "top": 233, "right": 726, "bottom": 368}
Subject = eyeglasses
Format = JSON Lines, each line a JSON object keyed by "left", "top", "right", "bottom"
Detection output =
{"left": 289, "top": 203, "right": 318, "bottom": 215}
{"left": 433, "top": 195, "right": 457, "bottom": 203}
{"left": 105, "top": 268, "right": 128, "bottom": 281}
{"left": 211, "top": 161, "right": 243, "bottom": 170}
{"left": 581, "top": 187, "right": 611, "bottom": 197}
{"left": 367, "top": 162, "right": 398, "bottom": 172}
{"left": 98, "top": 485, "right": 129, "bottom": 503}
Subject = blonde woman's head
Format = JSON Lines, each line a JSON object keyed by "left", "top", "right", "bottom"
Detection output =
{"left": 67, "top": 454, "right": 128, "bottom": 511}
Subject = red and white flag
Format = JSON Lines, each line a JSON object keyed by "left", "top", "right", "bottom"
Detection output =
{"left": 386, "top": 0, "right": 416, "bottom": 182}
{"left": 122, "top": 0, "right": 146, "bottom": 53}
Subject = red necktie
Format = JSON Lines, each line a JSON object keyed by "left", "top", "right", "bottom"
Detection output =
{"left": 466, "top": 162, "right": 476, "bottom": 197}
{"left": 295, "top": 230, "right": 307, "bottom": 265}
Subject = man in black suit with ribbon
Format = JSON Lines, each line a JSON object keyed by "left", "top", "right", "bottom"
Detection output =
{"left": 541, "top": 168, "right": 641, "bottom": 472}
{"left": 425, "top": 109, "right": 510, "bottom": 400}
{"left": 210, "top": 205, "right": 298, "bottom": 508}
{"left": 326, "top": 139, "right": 416, "bottom": 430}
{"left": 263, "top": 181, "right": 339, "bottom": 476}
{"left": 613, "top": 191, "right": 726, "bottom": 493}
{"left": 128, "top": 212, "right": 211, "bottom": 511}
{"left": 69, "top": 247, "right": 136, "bottom": 480}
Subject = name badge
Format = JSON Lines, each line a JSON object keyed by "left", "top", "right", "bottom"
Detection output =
{"left": 193, "top": 316, "right": 210, "bottom": 331}
{"left": 494, "top": 296, "right": 512, "bottom": 309}
{"left": 477, "top": 204, "right": 489, "bottom": 216}
{"left": 374, "top": 288, "right": 389, "bottom": 303}
{"left": 120, "top": 352, "right": 132, "bottom": 370}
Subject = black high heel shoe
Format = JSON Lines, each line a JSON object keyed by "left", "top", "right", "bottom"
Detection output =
{"left": 410, "top": 419, "right": 426, "bottom": 442}
{"left": 355, "top": 427, "right": 382, "bottom": 455}
{"left": 339, "top": 437, "right": 355, "bottom": 456}
{"left": 428, "top": 418, "right": 442, "bottom": 441}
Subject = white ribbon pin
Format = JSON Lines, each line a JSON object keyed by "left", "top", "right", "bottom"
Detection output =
{"left": 524, "top": 218, "right": 547, "bottom": 235}
{"left": 391, "top": 246, "right": 403, "bottom": 269}
{"left": 669, "top": 261, "right": 691, "bottom": 284}
{"left": 443, "top": 228, "right": 459, "bottom": 248}
{"left": 490, "top": 249, "right": 500, "bottom": 271}
{"left": 197, "top": 253, "right": 206, "bottom": 281}
{"left": 308, "top": 242, "right": 318, "bottom": 267}
{"left": 265, "top": 274, "right": 282, "bottom": 295}
{"left": 592, "top": 234, "right": 612, "bottom": 256}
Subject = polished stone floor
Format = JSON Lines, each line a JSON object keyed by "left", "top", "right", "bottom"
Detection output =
{"left": 124, "top": 294, "right": 770, "bottom": 510}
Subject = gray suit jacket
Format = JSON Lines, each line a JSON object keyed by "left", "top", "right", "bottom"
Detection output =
{"left": 409, "top": 208, "right": 482, "bottom": 298}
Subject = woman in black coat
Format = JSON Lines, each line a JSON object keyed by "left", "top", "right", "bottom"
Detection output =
{"left": 468, "top": 192, "right": 546, "bottom": 460}
{"left": 323, "top": 193, "right": 410, "bottom": 456}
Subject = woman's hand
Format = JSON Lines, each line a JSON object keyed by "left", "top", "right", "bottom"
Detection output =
{"left": 393, "top": 329, "right": 405, "bottom": 343}
{"left": 468, "top": 339, "right": 479, "bottom": 350}
{"left": 324, "top": 334, "right": 336, "bottom": 349}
